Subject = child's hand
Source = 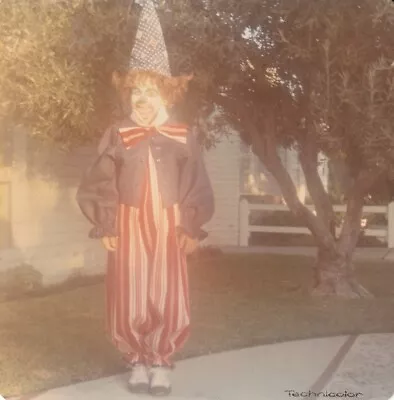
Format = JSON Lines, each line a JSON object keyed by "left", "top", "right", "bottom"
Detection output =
{"left": 177, "top": 231, "right": 199, "bottom": 255}
{"left": 101, "top": 236, "right": 118, "bottom": 252}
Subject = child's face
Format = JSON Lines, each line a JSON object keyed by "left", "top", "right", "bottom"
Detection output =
{"left": 130, "top": 81, "right": 165, "bottom": 125}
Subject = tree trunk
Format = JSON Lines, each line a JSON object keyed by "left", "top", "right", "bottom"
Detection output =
{"left": 215, "top": 98, "right": 381, "bottom": 298}
{"left": 311, "top": 246, "right": 372, "bottom": 298}
{"left": 311, "top": 168, "right": 383, "bottom": 298}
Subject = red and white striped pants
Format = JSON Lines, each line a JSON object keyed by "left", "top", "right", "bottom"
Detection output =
{"left": 105, "top": 150, "right": 190, "bottom": 368}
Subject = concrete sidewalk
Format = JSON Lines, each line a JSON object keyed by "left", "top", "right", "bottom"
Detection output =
{"left": 220, "top": 245, "right": 394, "bottom": 262}
{"left": 9, "top": 333, "right": 394, "bottom": 400}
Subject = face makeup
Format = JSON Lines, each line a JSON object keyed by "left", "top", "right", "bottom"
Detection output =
{"left": 130, "top": 81, "right": 165, "bottom": 126}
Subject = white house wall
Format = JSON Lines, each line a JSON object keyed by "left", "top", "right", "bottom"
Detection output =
{"left": 0, "top": 129, "right": 106, "bottom": 286}
{"left": 203, "top": 132, "right": 242, "bottom": 247}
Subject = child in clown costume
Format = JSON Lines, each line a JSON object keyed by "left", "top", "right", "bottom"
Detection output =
{"left": 76, "top": 0, "right": 214, "bottom": 396}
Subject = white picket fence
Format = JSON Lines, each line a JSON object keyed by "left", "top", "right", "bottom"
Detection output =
{"left": 239, "top": 198, "right": 394, "bottom": 248}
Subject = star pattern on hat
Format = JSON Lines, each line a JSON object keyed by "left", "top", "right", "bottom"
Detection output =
{"left": 129, "top": 0, "right": 171, "bottom": 76}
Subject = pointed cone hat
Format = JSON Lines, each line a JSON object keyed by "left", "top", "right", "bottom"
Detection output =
{"left": 128, "top": 0, "right": 172, "bottom": 77}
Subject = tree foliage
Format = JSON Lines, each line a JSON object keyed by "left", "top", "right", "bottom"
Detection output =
{"left": 161, "top": 0, "right": 394, "bottom": 296}
{"left": 276, "top": 0, "right": 394, "bottom": 175}
{"left": 3, "top": 0, "right": 394, "bottom": 295}
{"left": 0, "top": 0, "right": 137, "bottom": 148}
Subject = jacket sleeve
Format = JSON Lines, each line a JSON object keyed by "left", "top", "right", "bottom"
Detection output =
{"left": 178, "top": 129, "right": 215, "bottom": 241}
{"left": 76, "top": 127, "right": 119, "bottom": 239}
{"left": 97, "top": 125, "right": 113, "bottom": 156}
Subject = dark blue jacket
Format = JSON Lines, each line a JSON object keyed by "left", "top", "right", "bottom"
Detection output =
{"left": 76, "top": 117, "right": 215, "bottom": 240}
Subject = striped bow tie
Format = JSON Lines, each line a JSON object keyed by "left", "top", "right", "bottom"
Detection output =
{"left": 118, "top": 124, "right": 188, "bottom": 149}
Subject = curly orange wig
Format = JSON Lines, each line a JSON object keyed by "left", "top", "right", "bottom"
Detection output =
{"left": 112, "top": 69, "right": 193, "bottom": 111}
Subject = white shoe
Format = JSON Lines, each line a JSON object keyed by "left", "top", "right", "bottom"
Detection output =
{"left": 149, "top": 366, "right": 172, "bottom": 396}
{"left": 128, "top": 363, "right": 149, "bottom": 394}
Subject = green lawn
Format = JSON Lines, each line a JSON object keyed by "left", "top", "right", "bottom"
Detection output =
{"left": 1, "top": 253, "right": 394, "bottom": 397}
